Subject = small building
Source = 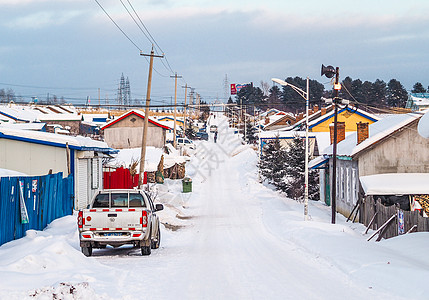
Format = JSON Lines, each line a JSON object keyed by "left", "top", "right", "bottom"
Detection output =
{"left": 405, "top": 93, "right": 429, "bottom": 111}
{"left": 262, "top": 113, "right": 296, "bottom": 131}
{"left": 0, "top": 127, "right": 117, "bottom": 209}
{"left": 307, "top": 105, "right": 379, "bottom": 132}
{"left": 101, "top": 110, "right": 170, "bottom": 149}
{"left": 312, "top": 112, "right": 429, "bottom": 219}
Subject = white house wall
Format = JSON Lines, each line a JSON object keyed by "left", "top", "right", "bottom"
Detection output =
{"left": 357, "top": 122, "right": 429, "bottom": 176}
{"left": 74, "top": 156, "right": 103, "bottom": 210}
{"left": 0, "top": 138, "right": 68, "bottom": 176}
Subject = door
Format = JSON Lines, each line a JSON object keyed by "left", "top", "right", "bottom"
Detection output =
{"left": 77, "top": 159, "right": 89, "bottom": 210}
{"left": 325, "top": 170, "right": 331, "bottom": 206}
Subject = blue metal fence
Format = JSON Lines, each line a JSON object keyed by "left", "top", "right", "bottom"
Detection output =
{"left": 0, "top": 172, "right": 74, "bottom": 246}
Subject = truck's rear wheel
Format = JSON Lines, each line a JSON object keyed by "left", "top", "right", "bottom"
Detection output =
{"left": 151, "top": 227, "right": 161, "bottom": 249}
{"left": 82, "top": 246, "right": 92, "bottom": 257}
{"left": 141, "top": 245, "right": 151, "bottom": 256}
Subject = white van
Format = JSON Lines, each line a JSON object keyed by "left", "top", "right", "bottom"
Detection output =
{"left": 176, "top": 137, "right": 196, "bottom": 150}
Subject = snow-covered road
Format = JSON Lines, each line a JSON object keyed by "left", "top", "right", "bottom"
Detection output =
{"left": 1, "top": 113, "right": 428, "bottom": 299}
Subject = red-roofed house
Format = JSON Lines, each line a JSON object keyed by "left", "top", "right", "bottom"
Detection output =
{"left": 101, "top": 110, "right": 171, "bottom": 149}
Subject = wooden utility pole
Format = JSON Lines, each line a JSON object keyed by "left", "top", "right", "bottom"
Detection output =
{"left": 182, "top": 84, "right": 190, "bottom": 136}
{"left": 171, "top": 73, "right": 182, "bottom": 148}
{"left": 138, "top": 46, "right": 164, "bottom": 187}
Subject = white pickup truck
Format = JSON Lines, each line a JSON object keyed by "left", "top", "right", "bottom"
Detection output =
{"left": 77, "top": 189, "right": 163, "bottom": 257}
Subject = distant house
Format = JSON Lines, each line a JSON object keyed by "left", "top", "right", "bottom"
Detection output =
{"left": 406, "top": 93, "right": 429, "bottom": 111}
{"left": 311, "top": 113, "right": 429, "bottom": 219}
{"left": 259, "top": 130, "right": 330, "bottom": 158}
{"left": 0, "top": 104, "right": 82, "bottom": 135}
{"left": 306, "top": 105, "right": 379, "bottom": 132}
{"left": 156, "top": 116, "right": 184, "bottom": 127}
{"left": 262, "top": 113, "right": 296, "bottom": 131}
{"left": 101, "top": 110, "right": 170, "bottom": 149}
{"left": 0, "top": 127, "right": 117, "bottom": 209}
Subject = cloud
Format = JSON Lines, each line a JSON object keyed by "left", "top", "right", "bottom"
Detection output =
{"left": 5, "top": 10, "right": 84, "bottom": 29}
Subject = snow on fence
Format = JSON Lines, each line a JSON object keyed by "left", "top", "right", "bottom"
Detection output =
{"left": 0, "top": 173, "right": 74, "bottom": 246}
{"left": 360, "top": 196, "right": 429, "bottom": 240}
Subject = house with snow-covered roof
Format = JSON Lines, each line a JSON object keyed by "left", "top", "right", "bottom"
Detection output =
{"left": 310, "top": 112, "right": 429, "bottom": 220}
{"left": 0, "top": 127, "right": 117, "bottom": 209}
{"left": 405, "top": 93, "right": 429, "bottom": 111}
{"left": 101, "top": 110, "right": 170, "bottom": 149}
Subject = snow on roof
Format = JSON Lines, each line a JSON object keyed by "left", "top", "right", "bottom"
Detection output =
{"left": 101, "top": 109, "right": 169, "bottom": 130}
{"left": 0, "top": 168, "right": 27, "bottom": 177}
{"left": 322, "top": 113, "right": 421, "bottom": 157}
{"left": 37, "top": 112, "right": 82, "bottom": 121}
{"left": 106, "top": 147, "right": 189, "bottom": 172}
{"left": 0, "top": 105, "right": 38, "bottom": 122}
{"left": 263, "top": 113, "right": 295, "bottom": 128}
{"left": 0, "top": 127, "right": 114, "bottom": 152}
{"left": 410, "top": 95, "right": 429, "bottom": 106}
{"left": 308, "top": 106, "right": 379, "bottom": 129}
{"left": 0, "top": 122, "right": 46, "bottom": 131}
{"left": 0, "top": 104, "right": 81, "bottom": 122}
{"left": 360, "top": 173, "right": 429, "bottom": 195}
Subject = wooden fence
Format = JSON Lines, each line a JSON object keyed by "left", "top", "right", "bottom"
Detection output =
{"left": 359, "top": 196, "right": 429, "bottom": 241}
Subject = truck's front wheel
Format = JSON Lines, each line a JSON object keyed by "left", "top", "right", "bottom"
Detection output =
{"left": 82, "top": 246, "right": 92, "bottom": 257}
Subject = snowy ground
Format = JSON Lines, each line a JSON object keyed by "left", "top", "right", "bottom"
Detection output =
{"left": 0, "top": 113, "right": 428, "bottom": 299}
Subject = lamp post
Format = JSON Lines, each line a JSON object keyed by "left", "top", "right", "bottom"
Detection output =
{"left": 321, "top": 64, "right": 340, "bottom": 224}
{"left": 272, "top": 77, "right": 310, "bottom": 220}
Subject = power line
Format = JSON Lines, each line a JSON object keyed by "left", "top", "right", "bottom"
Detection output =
{"left": 93, "top": 0, "right": 142, "bottom": 51}
{"left": 124, "top": 0, "right": 178, "bottom": 76}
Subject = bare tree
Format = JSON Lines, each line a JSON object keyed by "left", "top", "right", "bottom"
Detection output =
{"left": 260, "top": 80, "right": 270, "bottom": 96}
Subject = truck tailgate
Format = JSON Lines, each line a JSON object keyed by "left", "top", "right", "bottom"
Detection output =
{"left": 82, "top": 208, "right": 144, "bottom": 230}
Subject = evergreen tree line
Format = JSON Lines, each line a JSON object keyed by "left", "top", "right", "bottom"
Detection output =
{"left": 231, "top": 78, "right": 428, "bottom": 113}
{"left": 258, "top": 136, "right": 319, "bottom": 201}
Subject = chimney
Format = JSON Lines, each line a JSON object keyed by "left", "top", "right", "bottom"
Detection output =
{"left": 296, "top": 113, "right": 304, "bottom": 122}
{"left": 330, "top": 122, "right": 346, "bottom": 144}
{"left": 357, "top": 122, "right": 369, "bottom": 144}
{"left": 313, "top": 104, "right": 319, "bottom": 114}
{"left": 321, "top": 107, "right": 327, "bottom": 116}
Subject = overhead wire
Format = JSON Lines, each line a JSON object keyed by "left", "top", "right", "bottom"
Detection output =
{"left": 93, "top": 0, "right": 142, "bottom": 52}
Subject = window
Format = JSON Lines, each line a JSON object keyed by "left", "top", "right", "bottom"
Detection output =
{"left": 352, "top": 168, "right": 358, "bottom": 205}
{"left": 111, "top": 193, "right": 129, "bottom": 207}
{"left": 346, "top": 168, "right": 351, "bottom": 202}
{"left": 93, "top": 193, "right": 109, "bottom": 208}
{"left": 129, "top": 194, "right": 146, "bottom": 207}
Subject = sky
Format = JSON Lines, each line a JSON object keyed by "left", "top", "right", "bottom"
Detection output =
{"left": 1, "top": 0, "right": 429, "bottom": 106}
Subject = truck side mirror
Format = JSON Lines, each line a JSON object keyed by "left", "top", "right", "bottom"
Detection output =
{"left": 155, "top": 204, "right": 164, "bottom": 212}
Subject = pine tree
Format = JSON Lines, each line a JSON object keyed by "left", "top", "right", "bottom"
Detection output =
{"left": 387, "top": 79, "right": 408, "bottom": 107}
{"left": 282, "top": 137, "right": 319, "bottom": 201}
{"left": 411, "top": 82, "right": 427, "bottom": 93}
{"left": 243, "top": 118, "right": 258, "bottom": 144}
{"left": 258, "top": 137, "right": 284, "bottom": 184}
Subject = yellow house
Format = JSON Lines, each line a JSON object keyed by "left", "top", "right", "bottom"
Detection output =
{"left": 156, "top": 116, "right": 184, "bottom": 127}
{"left": 308, "top": 106, "right": 379, "bottom": 132}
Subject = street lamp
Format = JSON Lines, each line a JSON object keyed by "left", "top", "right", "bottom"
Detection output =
{"left": 272, "top": 77, "right": 310, "bottom": 220}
